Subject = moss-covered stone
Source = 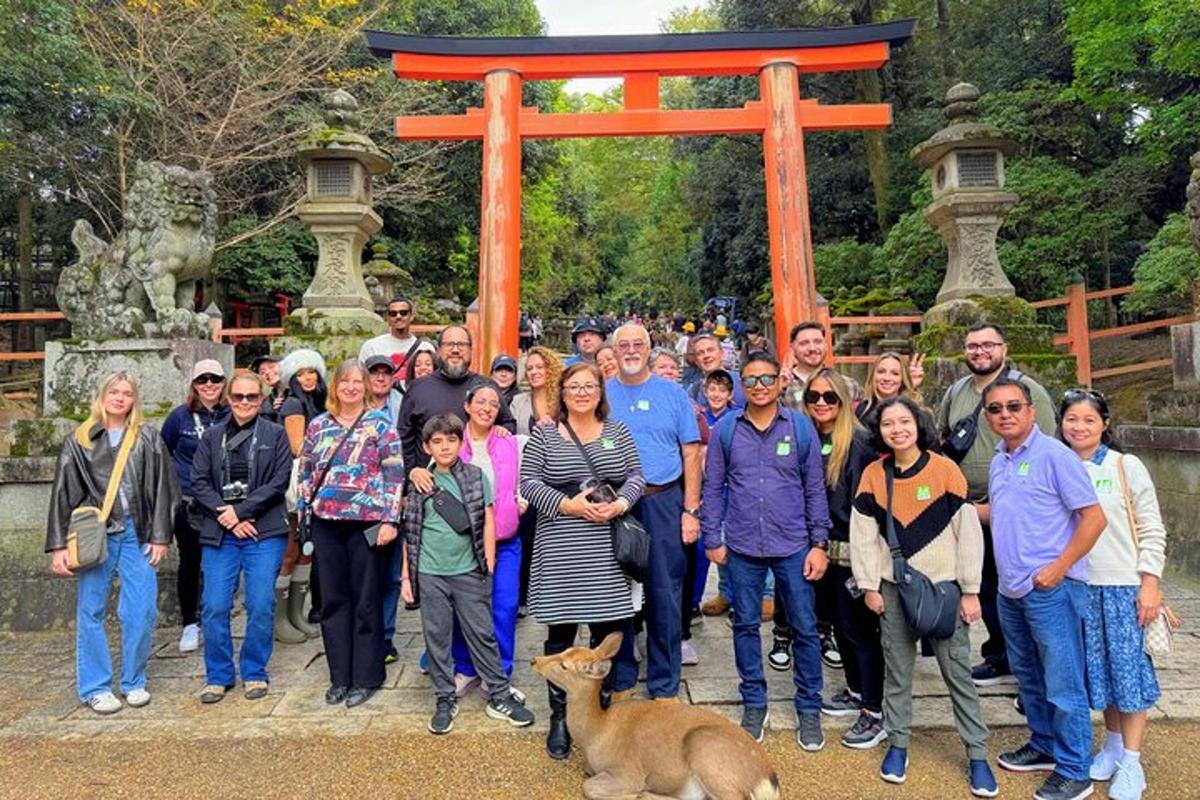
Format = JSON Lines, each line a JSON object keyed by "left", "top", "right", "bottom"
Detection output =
{"left": 9, "top": 419, "right": 74, "bottom": 458}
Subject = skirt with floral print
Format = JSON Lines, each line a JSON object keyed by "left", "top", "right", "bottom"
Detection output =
{"left": 1083, "top": 585, "right": 1160, "bottom": 713}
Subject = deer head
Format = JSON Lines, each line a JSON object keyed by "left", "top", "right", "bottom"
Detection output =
{"left": 531, "top": 632, "right": 623, "bottom": 692}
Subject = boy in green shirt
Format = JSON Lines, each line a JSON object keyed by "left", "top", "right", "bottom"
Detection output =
{"left": 401, "top": 414, "right": 533, "bottom": 734}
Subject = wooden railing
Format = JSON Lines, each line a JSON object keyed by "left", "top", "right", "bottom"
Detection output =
{"left": 1, "top": 282, "right": 1193, "bottom": 387}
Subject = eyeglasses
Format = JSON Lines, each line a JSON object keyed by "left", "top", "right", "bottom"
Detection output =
{"left": 965, "top": 341, "right": 1005, "bottom": 354}
{"left": 741, "top": 374, "right": 779, "bottom": 389}
{"left": 387, "top": 308, "right": 412, "bottom": 318}
{"left": 616, "top": 341, "right": 647, "bottom": 353}
{"left": 563, "top": 382, "right": 600, "bottom": 395}
{"left": 230, "top": 392, "right": 261, "bottom": 403}
{"left": 193, "top": 374, "right": 225, "bottom": 385}
{"left": 803, "top": 389, "right": 840, "bottom": 405}
{"left": 470, "top": 398, "right": 501, "bottom": 410}
{"left": 984, "top": 400, "right": 1029, "bottom": 415}
{"left": 441, "top": 341, "right": 470, "bottom": 351}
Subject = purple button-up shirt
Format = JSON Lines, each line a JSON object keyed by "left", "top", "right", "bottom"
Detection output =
{"left": 989, "top": 425, "right": 1100, "bottom": 599}
{"left": 700, "top": 406, "right": 831, "bottom": 557}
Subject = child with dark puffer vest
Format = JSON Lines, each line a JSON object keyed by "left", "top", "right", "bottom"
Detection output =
{"left": 401, "top": 414, "right": 534, "bottom": 734}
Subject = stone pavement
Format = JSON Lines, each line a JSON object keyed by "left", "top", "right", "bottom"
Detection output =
{"left": 1, "top": 571, "right": 1198, "bottom": 743}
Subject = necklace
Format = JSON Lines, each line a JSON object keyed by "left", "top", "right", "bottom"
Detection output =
{"left": 618, "top": 376, "right": 650, "bottom": 413}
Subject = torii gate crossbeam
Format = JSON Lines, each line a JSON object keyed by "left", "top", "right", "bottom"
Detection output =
{"left": 365, "top": 21, "right": 916, "bottom": 369}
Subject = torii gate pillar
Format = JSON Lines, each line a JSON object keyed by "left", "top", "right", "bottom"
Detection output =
{"left": 479, "top": 70, "right": 523, "bottom": 364}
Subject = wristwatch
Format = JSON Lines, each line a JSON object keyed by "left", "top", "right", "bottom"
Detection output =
{"left": 811, "top": 541, "right": 828, "bottom": 551}
{"left": 683, "top": 507, "right": 702, "bottom": 519}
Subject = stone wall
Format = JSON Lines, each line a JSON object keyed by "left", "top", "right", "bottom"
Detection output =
{"left": 1118, "top": 425, "right": 1200, "bottom": 579}
{"left": 0, "top": 456, "right": 180, "bottom": 631}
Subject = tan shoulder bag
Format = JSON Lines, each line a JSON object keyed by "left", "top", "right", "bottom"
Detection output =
{"left": 67, "top": 426, "right": 138, "bottom": 571}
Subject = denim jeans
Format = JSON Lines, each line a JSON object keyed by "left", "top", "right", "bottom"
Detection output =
{"left": 632, "top": 485, "right": 685, "bottom": 698}
{"left": 998, "top": 578, "right": 1092, "bottom": 781}
{"left": 726, "top": 547, "right": 822, "bottom": 712}
{"left": 453, "top": 537, "right": 521, "bottom": 678}
{"left": 201, "top": 534, "right": 287, "bottom": 686}
{"left": 718, "top": 563, "right": 774, "bottom": 603}
{"left": 382, "top": 539, "right": 404, "bottom": 646}
{"left": 76, "top": 519, "right": 158, "bottom": 701}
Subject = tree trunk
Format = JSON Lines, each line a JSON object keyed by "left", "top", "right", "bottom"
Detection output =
{"left": 16, "top": 189, "right": 35, "bottom": 354}
{"left": 852, "top": 0, "right": 891, "bottom": 235}
{"left": 936, "top": 0, "right": 954, "bottom": 81}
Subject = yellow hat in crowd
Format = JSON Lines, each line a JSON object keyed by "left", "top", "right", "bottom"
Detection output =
{"left": 683, "top": 322, "right": 696, "bottom": 333}
{"left": 715, "top": 325, "right": 728, "bottom": 337}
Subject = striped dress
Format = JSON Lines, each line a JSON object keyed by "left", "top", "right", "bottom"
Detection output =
{"left": 520, "top": 420, "right": 646, "bottom": 624}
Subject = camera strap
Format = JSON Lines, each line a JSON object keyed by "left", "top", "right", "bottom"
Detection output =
{"left": 220, "top": 420, "right": 260, "bottom": 489}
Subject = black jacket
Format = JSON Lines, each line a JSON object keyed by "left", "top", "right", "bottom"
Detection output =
{"left": 402, "top": 459, "right": 489, "bottom": 603}
{"left": 46, "top": 423, "right": 179, "bottom": 552}
{"left": 397, "top": 369, "right": 515, "bottom": 480}
{"left": 190, "top": 417, "right": 293, "bottom": 546}
{"left": 824, "top": 428, "right": 880, "bottom": 543}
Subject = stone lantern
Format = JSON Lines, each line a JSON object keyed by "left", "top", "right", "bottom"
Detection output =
{"left": 911, "top": 83, "right": 1019, "bottom": 306}
{"left": 281, "top": 90, "right": 391, "bottom": 358}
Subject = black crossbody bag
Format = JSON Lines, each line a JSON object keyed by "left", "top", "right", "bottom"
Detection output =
{"left": 884, "top": 459, "right": 961, "bottom": 640}
{"left": 299, "top": 412, "right": 382, "bottom": 552}
{"left": 563, "top": 421, "right": 650, "bottom": 583}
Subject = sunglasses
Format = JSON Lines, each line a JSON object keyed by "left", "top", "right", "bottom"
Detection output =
{"left": 1064, "top": 389, "right": 1104, "bottom": 403}
{"left": 984, "top": 400, "right": 1029, "bottom": 415}
{"left": 741, "top": 374, "right": 779, "bottom": 389}
{"left": 803, "top": 389, "right": 840, "bottom": 405}
{"left": 230, "top": 392, "right": 261, "bottom": 403}
{"left": 387, "top": 308, "right": 412, "bottom": 318}
{"left": 193, "top": 374, "right": 225, "bottom": 385}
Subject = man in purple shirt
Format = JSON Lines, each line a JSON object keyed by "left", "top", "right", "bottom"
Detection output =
{"left": 985, "top": 376, "right": 1106, "bottom": 800}
{"left": 702, "top": 353, "right": 831, "bottom": 751}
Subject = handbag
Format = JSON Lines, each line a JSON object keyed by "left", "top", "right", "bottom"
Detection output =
{"left": 66, "top": 425, "right": 138, "bottom": 571}
{"left": 297, "top": 412, "right": 364, "bottom": 555}
{"left": 563, "top": 421, "right": 650, "bottom": 583}
{"left": 431, "top": 488, "right": 473, "bottom": 536}
{"left": 1116, "top": 455, "right": 1182, "bottom": 658}
{"left": 884, "top": 459, "right": 962, "bottom": 640}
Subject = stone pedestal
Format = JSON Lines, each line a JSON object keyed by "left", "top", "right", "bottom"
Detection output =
{"left": 1171, "top": 321, "right": 1200, "bottom": 390}
{"left": 42, "top": 338, "right": 234, "bottom": 418}
{"left": 924, "top": 193, "right": 1019, "bottom": 304}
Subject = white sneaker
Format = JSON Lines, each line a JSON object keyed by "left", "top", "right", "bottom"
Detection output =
{"left": 1090, "top": 745, "right": 1121, "bottom": 781}
{"left": 454, "top": 673, "right": 481, "bottom": 698}
{"left": 125, "top": 688, "right": 151, "bottom": 707}
{"left": 680, "top": 640, "right": 700, "bottom": 666}
{"left": 86, "top": 692, "right": 122, "bottom": 715}
{"left": 1109, "top": 760, "right": 1146, "bottom": 800}
{"left": 178, "top": 624, "right": 200, "bottom": 653}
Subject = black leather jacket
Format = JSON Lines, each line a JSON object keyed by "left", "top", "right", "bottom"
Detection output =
{"left": 45, "top": 423, "right": 180, "bottom": 552}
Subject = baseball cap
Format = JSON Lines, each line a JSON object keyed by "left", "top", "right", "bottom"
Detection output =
{"left": 363, "top": 355, "right": 396, "bottom": 373}
{"left": 250, "top": 354, "right": 281, "bottom": 372}
{"left": 191, "top": 359, "right": 226, "bottom": 380}
{"left": 491, "top": 354, "right": 518, "bottom": 373}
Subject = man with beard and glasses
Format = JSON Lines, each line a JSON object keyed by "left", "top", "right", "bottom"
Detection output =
{"left": 936, "top": 322, "right": 1056, "bottom": 690}
{"left": 359, "top": 297, "right": 435, "bottom": 390}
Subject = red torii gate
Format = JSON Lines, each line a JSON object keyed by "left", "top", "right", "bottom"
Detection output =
{"left": 365, "top": 21, "right": 915, "bottom": 369}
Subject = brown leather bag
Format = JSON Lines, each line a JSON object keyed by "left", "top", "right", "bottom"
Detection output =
{"left": 67, "top": 426, "right": 137, "bottom": 571}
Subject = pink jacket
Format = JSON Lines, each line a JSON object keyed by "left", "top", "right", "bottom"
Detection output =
{"left": 461, "top": 428, "right": 520, "bottom": 541}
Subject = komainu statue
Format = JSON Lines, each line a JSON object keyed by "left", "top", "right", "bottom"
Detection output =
{"left": 57, "top": 160, "right": 218, "bottom": 338}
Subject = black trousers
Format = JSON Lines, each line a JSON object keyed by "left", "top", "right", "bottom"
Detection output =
{"left": 517, "top": 508, "right": 537, "bottom": 607}
{"left": 545, "top": 618, "right": 638, "bottom": 692}
{"left": 313, "top": 518, "right": 387, "bottom": 690}
{"left": 681, "top": 539, "right": 697, "bottom": 641}
{"left": 173, "top": 502, "right": 203, "bottom": 626}
{"left": 979, "top": 522, "right": 1007, "bottom": 666}
{"left": 830, "top": 563, "right": 883, "bottom": 711}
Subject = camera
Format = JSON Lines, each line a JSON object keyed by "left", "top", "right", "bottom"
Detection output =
{"left": 221, "top": 481, "right": 248, "bottom": 502}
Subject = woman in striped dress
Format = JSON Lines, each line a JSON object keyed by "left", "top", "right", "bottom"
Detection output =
{"left": 520, "top": 362, "right": 645, "bottom": 760}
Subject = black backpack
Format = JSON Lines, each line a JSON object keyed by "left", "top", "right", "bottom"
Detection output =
{"left": 941, "top": 369, "right": 1025, "bottom": 464}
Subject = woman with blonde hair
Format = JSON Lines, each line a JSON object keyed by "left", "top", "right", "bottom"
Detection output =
{"left": 47, "top": 371, "right": 178, "bottom": 714}
{"left": 509, "top": 346, "right": 563, "bottom": 437}
{"left": 857, "top": 352, "right": 931, "bottom": 440}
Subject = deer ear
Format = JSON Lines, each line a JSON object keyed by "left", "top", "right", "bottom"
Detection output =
{"left": 585, "top": 659, "right": 612, "bottom": 680}
{"left": 595, "top": 632, "right": 623, "bottom": 660}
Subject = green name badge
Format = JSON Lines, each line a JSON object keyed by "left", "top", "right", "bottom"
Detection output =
{"left": 776, "top": 442, "right": 792, "bottom": 456}
{"left": 916, "top": 485, "right": 931, "bottom": 501}
{"left": 1017, "top": 461, "right": 1031, "bottom": 476}
{"left": 1095, "top": 478, "right": 1113, "bottom": 494}
{"left": 637, "top": 399, "right": 650, "bottom": 411}
{"left": 820, "top": 442, "right": 833, "bottom": 456}
{"left": 601, "top": 438, "right": 616, "bottom": 450}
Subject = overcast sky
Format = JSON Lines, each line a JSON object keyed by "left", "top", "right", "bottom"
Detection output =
{"left": 535, "top": 0, "right": 690, "bottom": 93}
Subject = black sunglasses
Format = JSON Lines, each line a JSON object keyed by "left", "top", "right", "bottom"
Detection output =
{"left": 387, "top": 308, "right": 413, "bottom": 318}
{"left": 803, "top": 389, "right": 840, "bottom": 405}
{"left": 192, "top": 374, "right": 225, "bottom": 385}
{"left": 984, "top": 400, "right": 1029, "bottom": 415}
{"left": 230, "top": 392, "right": 261, "bottom": 403}
{"left": 741, "top": 374, "right": 779, "bottom": 389}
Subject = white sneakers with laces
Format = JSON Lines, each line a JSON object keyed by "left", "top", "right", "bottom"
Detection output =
{"left": 178, "top": 623, "right": 200, "bottom": 653}
{"left": 86, "top": 692, "right": 122, "bottom": 715}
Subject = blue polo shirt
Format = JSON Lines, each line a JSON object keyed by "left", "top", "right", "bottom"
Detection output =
{"left": 988, "top": 426, "right": 1099, "bottom": 599}
{"left": 606, "top": 375, "right": 700, "bottom": 485}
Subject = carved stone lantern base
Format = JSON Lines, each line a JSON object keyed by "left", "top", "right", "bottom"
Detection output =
{"left": 924, "top": 192, "right": 1019, "bottom": 304}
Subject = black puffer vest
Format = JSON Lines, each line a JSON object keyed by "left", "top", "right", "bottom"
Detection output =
{"left": 402, "top": 458, "right": 488, "bottom": 602}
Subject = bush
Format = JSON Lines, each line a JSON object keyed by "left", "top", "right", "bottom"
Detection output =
{"left": 1124, "top": 212, "right": 1200, "bottom": 317}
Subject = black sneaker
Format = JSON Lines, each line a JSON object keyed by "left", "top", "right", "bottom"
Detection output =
{"left": 841, "top": 709, "right": 886, "bottom": 749}
{"left": 820, "top": 631, "right": 842, "bottom": 669}
{"left": 998, "top": 743, "right": 1056, "bottom": 773}
{"left": 1033, "top": 772, "right": 1094, "bottom": 800}
{"left": 821, "top": 687, "right": 862, "bottom": 717}
{"left": 486, "top": 692, "right": 535, "bottom": 727}
{"left": 384, "top": 644, "right": 399, "bottom": 665}
{"left": 796, "top": 711, "right": 825, "bottom": 752}
{"left": 428, "top": 696, "right": 459, "bottom": 735}
{"left": 740, "top": 706, "right": 769, "bottom": 743}
{"left": 971, "top": 660, "right": 1017, "bottom": 687}
{"left": 767, "top": 637, "right": 792, "bottom": 671}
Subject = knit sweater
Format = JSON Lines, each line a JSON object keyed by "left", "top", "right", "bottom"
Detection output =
{"left": 850, "top": 450, "right": 983, "bottom": 593}
{"left": 1084, "top": 448, "right": 1166, "bottom": 585}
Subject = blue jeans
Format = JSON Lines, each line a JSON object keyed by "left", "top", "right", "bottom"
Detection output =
{"left": 201, "top": 534, "right": 287, "bottom": 686}
{"left": 633, "top": 485, "right": 685, "bottom": 698}
{"left": 382, "top": 541, "right": 403, "bottom": 646}
{"left": 453, "top": 537, "right": 521, "bottom": 678}
{"left": 726, "top": 547, "right": 822, "bottom": 712}
{"left": 76, "top": 520, "right": 158, "bottom": 701}
{"left": 998, "top": 578, "right": 1092, "bottom": 781}
{"left": 718, "top": 563, "right": 774, "bottom": 602}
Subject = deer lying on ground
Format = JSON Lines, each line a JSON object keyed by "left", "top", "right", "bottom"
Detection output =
{"left": 532, "top": 633, "right": 780, "bottom": 800}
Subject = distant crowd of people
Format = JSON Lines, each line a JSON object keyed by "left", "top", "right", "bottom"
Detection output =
{"left": 47, "top": 297, "right": 1171, "bottom": 800}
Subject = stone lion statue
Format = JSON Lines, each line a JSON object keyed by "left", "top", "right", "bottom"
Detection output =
{"left": 57, "top": 160, "right": 218, "bottom": 339}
